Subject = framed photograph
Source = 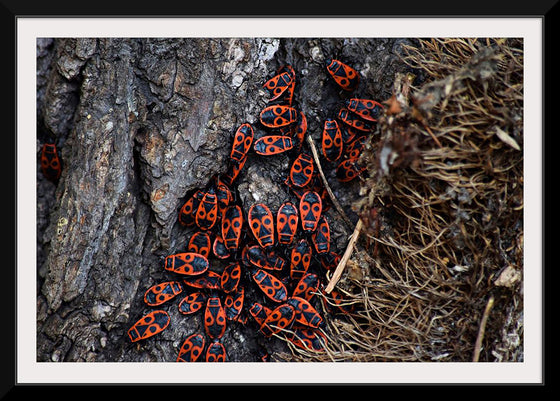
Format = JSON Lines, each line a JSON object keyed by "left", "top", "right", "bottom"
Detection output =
{"left": 9, "top": 4, "right": 549, "bottom": 389}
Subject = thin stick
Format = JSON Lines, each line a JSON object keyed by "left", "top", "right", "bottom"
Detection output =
{"left": 472, "top": 295, "right": 495, "bottom": 362}
{"left": 306, "top": 135, "right": 353, "bottom": 229}
{"left": 424, "top": 124, "right": 443, "bottom": 148}
{"left": 324, "top": 219, "right": 363, "bottom": 293}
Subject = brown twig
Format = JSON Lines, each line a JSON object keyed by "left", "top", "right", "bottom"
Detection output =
{"left": 423, "top": 124, "right": 443, "bottom": 148}
{"left": 472, "top": 295, "right": 495, "bottom": 362}
{"left": 324, "top": 219, "right": 363, "bottom": 293}
{"left": 306, "top": 135, "right": 354, "bottom": 229}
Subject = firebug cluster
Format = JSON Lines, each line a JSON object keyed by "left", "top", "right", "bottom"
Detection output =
{"left": 126, "top": 58, "right": 383, "bottom": 362}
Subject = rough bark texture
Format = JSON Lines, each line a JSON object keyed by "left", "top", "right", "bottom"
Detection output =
{"left": 36, "top": 38, "right": 412, "bottom": 362}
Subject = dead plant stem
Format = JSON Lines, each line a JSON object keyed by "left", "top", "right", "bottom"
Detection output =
{"left": 472, "top": 295, "right": 495, "bottom": 362}
{"left": 325, "top": 218, "right": 363, "bottom": 293}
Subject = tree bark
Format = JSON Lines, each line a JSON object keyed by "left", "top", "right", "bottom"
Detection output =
{"left": 36, "top": 37, "right": 410, "bottom": 362}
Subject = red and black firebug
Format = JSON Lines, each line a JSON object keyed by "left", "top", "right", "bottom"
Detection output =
{"left": 276, "top": 201, "right": 299, "bottom": 245}
{"left": 222, "top": 204, "right": 244, "bottom": 251}
{"left": 289, "top": 153, "right": 314, "bottom": 187}
{"left": 321, "top": 119, "right": 344, "bottom": 162}
{"left": 40, "top": 142, "right": 62, "bottom": 182}
{"left": 259, "top": 303, "right": 296, "bottom": 337}
{"left": 128, "top": 310, "right": 170, "bottom": 342}
{"left": 230, "top": 123, "right": 254, "bottom": 162}
{"left": 144, "top": 281, "right": 183, "bottom": 306}
{"left": 164, "top": 252, "right": 209, "bottom": 276}
{"left": 187, "top": 231, "right": 212, "bottom": 258}
{"left": 177, "top": 333, "right": 206, "bottom": 362}
{"left": 345, "top": 98, "right": 384, "bottom": 122}
{"left": 326, "top": 59, "right": 360, "bottom": 91}
{"left": 178, "top": 190, "right": 204, "bottom": 227}
{"left": 178, "top": 291, "right": 207, "bottom": 315}
{"left": 299, "top": 191, "right": 322, "bottom": 232}
{"left": 253, "top": 135, "right": 294, "bottom": 155}
{"left": 311, "top": 215, "right": 331, "bottom": 254}
{"left": 248, "top": 203, "right": 275, "bottom": 248}
{"left": 259, "top": 105, "right": 298, "bottom": 128}
{"left": 336, "top": 159, "right": 366, "bottom": 182}
{"left": 289, "top": 238, "right": 312, "bottom": 280}
{"left": 220, "top": 262, "right": 242, "bottom": 294}
{"left": 204, "top": 296, "right": 227, "bottom": 340}
{"left": 206, "top": 341, "right": 227, "bottom": 362}
{"left": 251, "top": 268, "right": 288, "bottom": 303}
{"left": 263, "top": 69, "right": 295, "bottom": 102}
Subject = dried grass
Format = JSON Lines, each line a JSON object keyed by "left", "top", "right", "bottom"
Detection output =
{"left": 277, "top": 38, "right": 524, "bottom": 362}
